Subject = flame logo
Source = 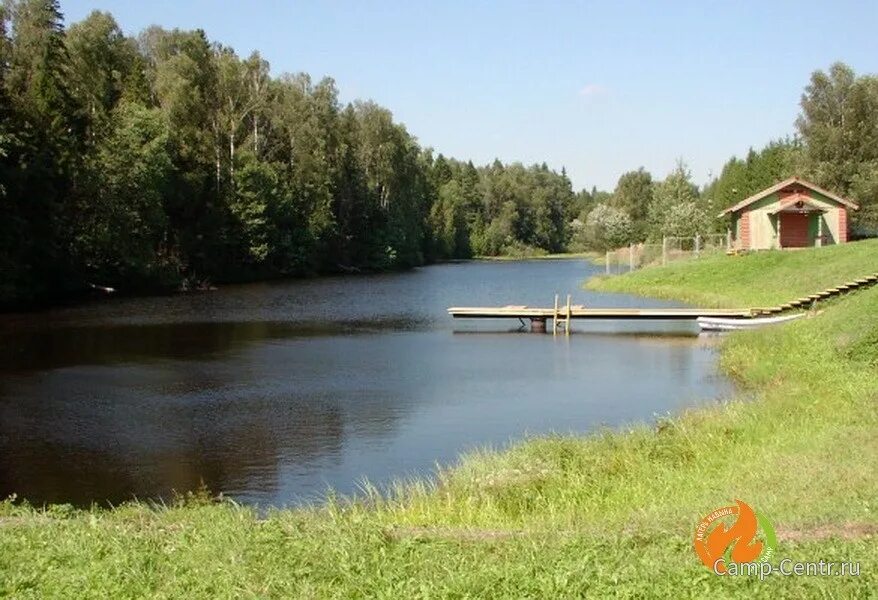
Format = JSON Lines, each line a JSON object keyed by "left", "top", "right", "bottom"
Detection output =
{"left": 693, "top": 500, "right": 770, "bottom": 573}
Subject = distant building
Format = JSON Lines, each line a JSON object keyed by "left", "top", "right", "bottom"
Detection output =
{"left": 720, "top": 177, "right": 858, "bottom": 250}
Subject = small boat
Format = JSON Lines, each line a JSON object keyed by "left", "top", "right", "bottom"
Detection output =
{"left": 88, "top": 283, "right": 116, "bottom": 294}
{"left": 697, "top": 313, "right": 805, "bottom": 332}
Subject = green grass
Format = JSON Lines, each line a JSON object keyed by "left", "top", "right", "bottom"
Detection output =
{"left": 587, "top": 238, "right": 878, "bottom": 307}
{"left": 3, "top": 241, "right": 878, "bottom": 598}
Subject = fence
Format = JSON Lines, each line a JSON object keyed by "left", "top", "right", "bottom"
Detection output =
{"left": 604, "top": 233, "right": 730, "bottom": 274}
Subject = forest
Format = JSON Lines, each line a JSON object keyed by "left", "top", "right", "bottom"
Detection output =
{"left": 1, "top": 0, "right": 877, "bottom": 307}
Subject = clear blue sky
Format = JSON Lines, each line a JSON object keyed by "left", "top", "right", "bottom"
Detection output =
{"left": 61, "top": 0, "right": 878, "bottom": 191}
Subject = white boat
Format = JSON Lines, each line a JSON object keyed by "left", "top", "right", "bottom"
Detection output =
{"left": 697, "top": 313, "right": 805, "bottom": 332}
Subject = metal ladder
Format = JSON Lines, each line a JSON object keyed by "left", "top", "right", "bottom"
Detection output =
{"left": 552, "top": 294, "right": 572, "bottom": 336}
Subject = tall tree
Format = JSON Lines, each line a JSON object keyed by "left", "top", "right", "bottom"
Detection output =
{"left": 6, "top": 0, "right": 77, "bottom": 132}
{"left": 0, "top": 3, "right": 21, "bottom": 301}
{"left": 243, "top": 51, "right": 269, "bottom": 157}
{"left": 65, "top": 10, "right": 133, "bottom": 141}
{"left": 429, "top": 179, "right": 469, "bottom": 258}
{"left": 706, "top": 139, "right": 802, "bottom": 215}
{"left": 648, "top": 161, "right": 704, "bottom": 239}
{"left": 213, "top": 46, "right": 263, "bottom": 183}
{"left": 76, "top": 101, "right": 173, "bottom": 286}
{"left": 146, "top": 27, "right": 222, "bottom": 274}
{"left": 609, "top": 168, "right": 653, "bottom": 240}
{"left": 3, "top": 0, "right": 82, "bottom": 300}
{"left": 797, "top": 62, "right": 878, "bottom": 233}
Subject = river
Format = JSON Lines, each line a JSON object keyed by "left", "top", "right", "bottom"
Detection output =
{"left": 0, "top": 259, "right": 731, "bottom": 507}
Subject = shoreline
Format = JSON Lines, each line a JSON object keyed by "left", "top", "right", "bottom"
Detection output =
{"left": 0, "top": 254, "right": 599, "bottom": 316}
{"left": 473, "top": 251, "right": 598, "bottom": 261}
{"left": 2, "top": 241, "right": 876, "bottom": 596}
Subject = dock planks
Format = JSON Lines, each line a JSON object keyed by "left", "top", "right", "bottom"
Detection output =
{"left": 447, "top": 306, "right": 754, "bottom": 320}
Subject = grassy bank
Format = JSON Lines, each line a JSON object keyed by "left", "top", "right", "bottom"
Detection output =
{"left": 587, "top": 239, "right": 878, "bottom": 307}
{"left": 3, "top": 243, "right": 878, "bottom": 597}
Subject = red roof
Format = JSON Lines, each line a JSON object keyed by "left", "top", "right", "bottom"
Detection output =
{"left": 719, "top": 177, "right": 859, "bottom": 217}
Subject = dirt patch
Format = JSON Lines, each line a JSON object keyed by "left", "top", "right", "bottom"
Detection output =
{"left": 777, "top": 522, "right": 878, "bottom": 542}
{"left": 0, "top": 516, "right": 47, "bottom": 528}
{"left": 387, "top": 522, "right": 878, "bottom": 545}
{"left": 385, "top": 525, "right": 530, "bottom": 542}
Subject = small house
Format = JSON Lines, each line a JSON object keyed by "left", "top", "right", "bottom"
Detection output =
{"left": 720, "top": 177, "right": 858, "bottom": 250}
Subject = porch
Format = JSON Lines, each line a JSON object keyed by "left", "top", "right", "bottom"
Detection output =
{"left": 770, "top": 197, "right": 830, "bottom": 248}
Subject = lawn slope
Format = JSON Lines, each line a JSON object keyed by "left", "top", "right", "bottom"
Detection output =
{"left": 588, "top": 238, "right": 878, "bottom": 307}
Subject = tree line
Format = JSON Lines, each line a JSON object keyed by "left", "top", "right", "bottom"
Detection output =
{"left": 0, "top": 0, "right": 575, "bottom": 307}
{"left": 1, "top": 1, "right": 876, "bottom": 307}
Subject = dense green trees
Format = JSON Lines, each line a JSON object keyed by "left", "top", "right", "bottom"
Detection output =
{"left": 705, "top": 140, "right": 802, "bottom": 213}
{"left": 648, "top": 161, "right": 708, "bottom": 238}
{"left": 78, "top": 101, "right": 174, "bottom": 284}
{"left": 2, "top": 0, "right": 82, "bottom": 302}
{"left": 576, "top": 161, "right": 707, "bottom": 247}
{"left": 608, "top": 168, "right": 652, "bottom": 240}
{"left": 463, "top": 161, "right": 573, "bottom": 256}
{"left": 576, "top": 204, "right": 631, "bottom": 251}
{"left": 796, "top": 62, "right": 878, "bottom": 234}
{"left": 1, "top": 2, "right": 875, "bottom": 308}
{"left": 0, "top": 2, "right": 577, "bottom": 306}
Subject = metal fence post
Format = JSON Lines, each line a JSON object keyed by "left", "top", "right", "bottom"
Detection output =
{"left": 606, "top": 251, "right": 610, "bottom": 274}
{"left": 629, "top": 244, "right": 634, "bottom": 271}
{"left": 694, "top": 233, "right": 701, "bottom": 258}
{"left": 662, "top": 236, "right": 668, "bottom": 266}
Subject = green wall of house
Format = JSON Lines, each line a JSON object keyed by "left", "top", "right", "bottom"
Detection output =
{"left": 732, "top": 189, "right": 845, "bottom": 249}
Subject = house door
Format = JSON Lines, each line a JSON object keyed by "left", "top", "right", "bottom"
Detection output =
{"left": 779, "top": 213, "right": 810, "bottom": 248}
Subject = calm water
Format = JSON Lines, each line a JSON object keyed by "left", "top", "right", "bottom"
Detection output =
{"left": 0, "top": 259, "right": 731, "bottom": 507}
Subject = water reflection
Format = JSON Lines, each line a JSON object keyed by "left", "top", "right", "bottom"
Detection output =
{"left": 0, "top": 320, "right": 426, "bottom": 372}
{"left": 0, "top": 259, "right": 732, "bottom": 507}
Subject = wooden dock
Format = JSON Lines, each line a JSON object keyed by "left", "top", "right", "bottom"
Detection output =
{"left": 448, "top": 272, "right": 878, "bottom": 333}
{"left": 448, "top": 302, "right": 754, "bottom": 333}
{"left": 447, "top": 306, "right": 755, "bottom": 320}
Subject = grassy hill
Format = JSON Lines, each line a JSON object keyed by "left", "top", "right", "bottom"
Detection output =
{"left": 588, "top": 238, "right": 878, "bottom": 307}
{"left": 2, "top": 242, "right": 877, "bottom": 598}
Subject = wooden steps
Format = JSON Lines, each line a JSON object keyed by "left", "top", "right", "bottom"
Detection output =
{"left": 748, "top": 272, "right": 878, "bottom": 317}
{"left": 730, "top": 271, "right": 878, "bottom": 314}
